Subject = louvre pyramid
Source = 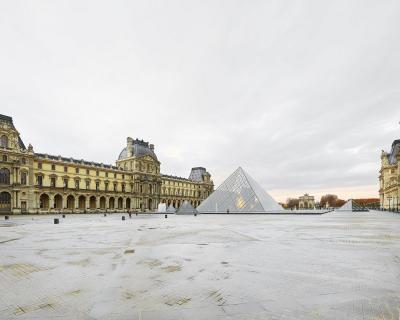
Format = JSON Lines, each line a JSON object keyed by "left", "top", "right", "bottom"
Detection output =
{"left": 177, "top": 200, "right": 198, "bottom": 215}
{"left": 197, "top": 167, "right": 283, "bottom": 213}
{"left": 337, "top": 199, "right": 368, "bottom": 212}
{"left": 166, "top": 205, "right": 176, "bottom": 213}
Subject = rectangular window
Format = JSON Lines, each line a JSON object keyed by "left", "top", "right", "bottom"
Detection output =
{"left": 114, "top": 173, "right": 117, "bottom": 178}
{"left": 51, "top": 164, "right": 55, "bottom": 170}
{"left": 105, "top": 182, "right": 109, "bottom": 191}
{"left": 96, "top": 181, "right": 100, "bottom": 191}
{"left": 114, "top": 183, "right": 117, "bottom": 191}
{"left": 96, "top": 170, "right": 99, "bottom": 176}
{"left": 64, "top": 179, "right": 68, "bottom": 188}
{"left": 76, "top": 167, "right": 79, "bottom": 174}
{"left": 122, "top": 184, "right": 125, "bottom": 192}
{"left": 51, "top": 177, "right": 56, "bottom": 187}
{"left": 38, "top": 163, "right": 42, "bottom": 169}
{"left": 75, "top": 180, "right": 79, "bottom": 189}
{"left": 86, "top": 180, "right": 90, "bottom": 190}
{"left": 37, "top": 175, "right": 43, "bottom": 187}
{"left": 105, "top": 172, "right": 108, "bottom": 178}
{"left": 86, "top": 169, "right": 90, "bottom": 175}
{"left": 64, "top": 166, "right": 67, "bottom": 173}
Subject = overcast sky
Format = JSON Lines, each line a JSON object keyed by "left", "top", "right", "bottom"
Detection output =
{"left": 1, "top": 1, "right": 400, "bottom": 202}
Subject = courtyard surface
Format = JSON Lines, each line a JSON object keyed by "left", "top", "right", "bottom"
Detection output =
{"left": 0, "top": 212, "right": 399, "bottom": 320}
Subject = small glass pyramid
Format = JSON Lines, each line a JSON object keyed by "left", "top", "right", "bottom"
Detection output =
{"left": 197, "top": 167, "right": 283, "bottom": 213}
{"left": 337, "top": 199, "right": 368, "bottom": 212}
{"left": 177, "top": 200, "right": 198, "bottom": 215}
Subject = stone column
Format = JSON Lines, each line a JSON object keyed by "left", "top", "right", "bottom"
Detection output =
{"left": 75, "top": 196, "right": 79, "bottom": 210}
{"left": 49, "top": 194, "right": 55, "bottom": 212}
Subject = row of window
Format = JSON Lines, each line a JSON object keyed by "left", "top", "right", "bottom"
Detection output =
{"left": 163, "top": 180, "right": 200, "bottom": 188}
{"left": 35, "top": 175, "right": 160, "bottom": 194}
{"left": 120, "top": 160, "right": 159, "bottom": 174}
{"left": 37, "top": 162, "right": 131, "bottom": 179}
{"left": 162, "top": 187, "right": 201, "bottom": 197}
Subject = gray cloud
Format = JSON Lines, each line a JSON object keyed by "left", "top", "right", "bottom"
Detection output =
{"left": 1, "top": 0, "right": 399, "bottom": 201}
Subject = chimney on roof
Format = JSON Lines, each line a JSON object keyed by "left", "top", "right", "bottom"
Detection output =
{"left": 127, "top": 137, "right": 133, "bottom": 157}
{"left": 150, "top": 144, "right": 154, "bottom": 151}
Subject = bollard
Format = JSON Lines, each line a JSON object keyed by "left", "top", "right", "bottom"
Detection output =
{"left": 104, "top": 213, "right": 107, "bottom": 217}
{"left": 5, "top": 215, "right": 9, "bottom": 220}
{"left": 129, "top": 213, "right": 132, "bottom": 218}
{"left": 136, "top": 213, "right": 138, "bottom": 216}
{"left": 122, "top": 216, "right": 125, "bottom": 221}
{"left": 165, "top": 214, "right": 168, "bottom": 218}
{"left": 54, "top": 218, "right": 59, "bottom": 224}
{"left": 194, "top": 213, "right": 197, "bottom": 217}
{"left": 62, "top": 214, "right": 66, "bottom": 218}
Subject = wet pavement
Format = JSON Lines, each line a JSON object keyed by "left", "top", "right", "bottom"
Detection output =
{"left": 0, "top": 211, "right": 399, "bottom": 319}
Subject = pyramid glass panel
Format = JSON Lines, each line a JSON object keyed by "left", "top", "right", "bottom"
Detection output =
{"left": 337, "top": 199, "right": 369, "bottom": 212}
{"left": 176, "top": 200, "right": 198, "bottom": 215}
{"left": 197, "top": 167, "right": 282, "bottom": 213}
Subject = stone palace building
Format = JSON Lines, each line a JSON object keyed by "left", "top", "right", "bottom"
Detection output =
{"left": 380, "top": 139, "right": 400, "bottom": 210}
{"left": 0, "top": 115, "right": 213, "bottom": 214}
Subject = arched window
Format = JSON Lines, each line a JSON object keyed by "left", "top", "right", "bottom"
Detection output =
{"left": 2, "top": 155, "right": 7, "bottom": 162}
{"left": 0, "top": 135, "right": 8, "bottom": 148}
{"left": 0, "top": 168, "right": 10, "bottom": 184}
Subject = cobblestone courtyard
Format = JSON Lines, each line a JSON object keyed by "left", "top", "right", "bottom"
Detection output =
{"left": 0, "top": 212, "right": 399, "bottom": 319}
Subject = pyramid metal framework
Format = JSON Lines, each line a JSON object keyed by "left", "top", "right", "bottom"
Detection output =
{"left": 166, "top": 205, "right": 176, "bottom": 213}
{"left": 337, "top": 199, "right": 369, "bottom": 212}
{"left": 177, "top": 200, "right": 198, "bottom": 215}
{"left": 197, "top": 167, "right": 283, "bottom": 213}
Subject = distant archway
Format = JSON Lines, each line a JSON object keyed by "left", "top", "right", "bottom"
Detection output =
{"left": 78, "top": 195, "right": 86, "bottom": 209}
{"left": 67, "top": 195, "right": 75, "bottom": 209}
{"left": 126, "top": 198, "right": 131, "bottom": 210}
{"left": 39, "top": 193, "right": 50, "bottom": 210}
{"left": 54, "top": 194, "right": 63, "bottom": 209}
{"left": 89, "top": 196, "right": 96, "bottom": 209}
{"left": 118, "top": 197, "right": 123, "bottom": 209}
{"left": 109, "top": 197, "right": 115, "bottom": 209}
{"left": 100, "top": 196, "right": 106, "bottom": 209}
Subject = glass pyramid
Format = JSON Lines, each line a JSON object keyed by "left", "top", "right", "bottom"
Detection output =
{"left": 197, "top": 167, "right": 283, "bottom": 213}
{"left": 176, "top": 200, "right": 198, "bottom": 215}
{"left": 337, "top": 199, "right": 368, "bottom": 212}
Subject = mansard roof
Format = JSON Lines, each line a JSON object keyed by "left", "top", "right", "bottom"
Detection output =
{"left": 0, "top": 114, "right": 26, "bottom": 150}
{"left": 34, "top": 153, "right": 121, "bottom": 171}
{"left": 118, "top": 138, "right": 158, "bottom": 161}
{"left": 387, "top": 139, "right": 400, "bottom": 165}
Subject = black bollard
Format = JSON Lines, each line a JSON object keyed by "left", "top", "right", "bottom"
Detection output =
{"left": 122, "top": 216, "right": 125, "bottom": 221}
{"left": 5, "top": 215, "right": 9, "bottom": 220}
{"left": 136, "top": 213, "right": 138, "bottom": 216}
{"left": 54, "top": 218, "right": 59, "bottom": 224}
{"left": 165, "top": 214, "right": 168, "bottom": 218}
{"left": 194, "top": 213, "right": 197, "bottom": 217}
{"left": 129, "top": 213, "right": 132, "bottom": 218}
{"left": 104, "top": 213, "right": 107, "bottom": 217}
{"left": 62, "top": 214, "right": 66, "bottom": 218}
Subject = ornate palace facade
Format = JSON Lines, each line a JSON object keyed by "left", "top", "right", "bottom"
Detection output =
{"left": 379, "top": 139, "right": 400, "bottom": 210}
{"left": 0, "top": 115, "right": 213, "bottom": 214}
